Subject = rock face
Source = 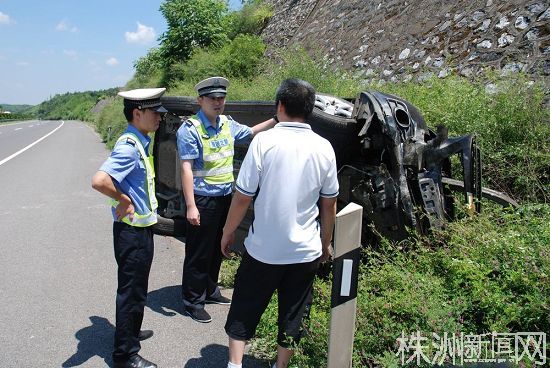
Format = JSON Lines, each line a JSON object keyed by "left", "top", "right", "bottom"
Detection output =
{"left": 261, "top": 0, "right": 549, "bottom": 82}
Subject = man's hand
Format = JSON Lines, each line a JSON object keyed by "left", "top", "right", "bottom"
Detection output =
{"left": 187, "top": 205, "right": 200, "bottom": 226}
{"left": 221, "top": 231, "right": 235, "bottom": 258}
{"left": 115, "top": 194, "right": 134, "bottom": 221}
{"left": 320, "top": 243, "right": 333, "bottom": 263}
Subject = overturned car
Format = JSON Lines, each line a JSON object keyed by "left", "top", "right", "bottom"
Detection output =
{"left": 153, "top": 92, "right": 517, "bottom": 244}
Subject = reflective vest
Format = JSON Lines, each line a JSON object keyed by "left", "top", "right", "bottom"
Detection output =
{"left": 110, "top": 133, "right": 158, "bottom": 227}
{"left": 188, "top": 115, "right": 235, "bottom": 185}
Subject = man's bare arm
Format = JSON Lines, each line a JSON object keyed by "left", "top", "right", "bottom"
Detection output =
{"left": 319, "top": 196, "right": 337, "bottom": 262}
{"left": 221, "top": 191, "right": 253, "bottom": 257}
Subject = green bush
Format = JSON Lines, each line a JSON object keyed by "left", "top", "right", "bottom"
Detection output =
{"left": 211, "top": 47, "right": 361, "bottom": 102}
{"left": 220, "top": 34, "right": 266, "bottom": 79}
{"left": 158, "top": 0, "right": 229, "bottom": 67}
{"left": 226, "top": 0, "right": 273, "bottom": 39}
{"left": 95, "top": 99, "right": 126, "bottom": 148}
{"left": 168, "top": 34, "right": 266, "bottom": 89}
{"left": 130, "top": 49, "right": 166, "bottom": 88}
{"left": 431, "top": 204, "right": 549, "bottom": 333}
{"left": 35, "top": 89, "right": 118, "bottom": 122}
{"left": 133, "top": 48, "right": 164, "bottom": 82}
{"left": 0, "top": 112, "right": 32, "bottom": 121}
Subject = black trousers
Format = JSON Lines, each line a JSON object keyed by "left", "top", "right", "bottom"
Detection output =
{"left": 112, "top": 222, "right": 154, "bottom": 363}
{"left": 182, "top": 194, "right": 231, "bottom": 310}
{"left": 225, "top": 252, "right": 321, "bottom": 348}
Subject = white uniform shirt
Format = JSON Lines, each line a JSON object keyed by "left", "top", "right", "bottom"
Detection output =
{"left": 236, "top": 122, "right": 339, "bottom": 264}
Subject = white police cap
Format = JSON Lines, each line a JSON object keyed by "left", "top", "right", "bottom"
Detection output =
{"left": 118, "top": 87, "right": 168, "bottom": 112}
{"left": 195, "top": 77, "right": 229, "bottom": 97}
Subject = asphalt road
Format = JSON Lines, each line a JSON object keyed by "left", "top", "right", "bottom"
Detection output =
{"left": 0, "top": 120, "right": 268, "bottom": 368}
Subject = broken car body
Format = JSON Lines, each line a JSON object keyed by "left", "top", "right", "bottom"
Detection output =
{"left": 153, "top": 92, "right": 517, "bottom": 243}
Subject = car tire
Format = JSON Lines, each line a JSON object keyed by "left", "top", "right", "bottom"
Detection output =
{"left": 160, "top": 96, "right": 199, "bottom": 116}
{"left": 309, "top": 107, "right": 357, "bottom": 133}
{"left": 152, "top": 215, "right": 187, "bottom": 237}
{"left": 309, "top": 94, "right": 361, "bottom": 165}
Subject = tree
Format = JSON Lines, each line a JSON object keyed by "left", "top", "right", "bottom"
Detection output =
{"left": 134, "top": 48, "right": 164, "bottom": 77}
{"left": 158, "top": 0, "right": 229, "bottom": 67}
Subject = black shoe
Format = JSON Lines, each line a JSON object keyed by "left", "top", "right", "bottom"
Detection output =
{"left": 113, "top": 354, "right": 157, "bottom": 368}
{"left": 138, "top": 330, "right": 153, "bottom": 341}
{"left": 205, "top": 294, "right": 231, "bottom": 305}
{"left": 184, "top": 307, "right": 212, "bottom": 323}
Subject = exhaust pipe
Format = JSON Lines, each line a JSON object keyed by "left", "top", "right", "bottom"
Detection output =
{"left": 394, "top": 107, "right": 410, "bottom": 128}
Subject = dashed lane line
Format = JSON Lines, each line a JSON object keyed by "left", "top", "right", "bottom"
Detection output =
{"left": 0, "top": 121, "right": 65, "bottom": 166}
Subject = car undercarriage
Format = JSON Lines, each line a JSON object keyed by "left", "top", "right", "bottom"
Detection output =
{"left": 153, "top": 92, "right": 517, "bottom": 245}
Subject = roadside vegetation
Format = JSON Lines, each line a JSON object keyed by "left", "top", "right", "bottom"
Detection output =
{"left": 26, "top": 88, "right": 118, "bottom": 122}
{"left": 0, "top": 104, "right": 35, "bottom": 122}
{"left": 19, "top": 1, "right": 549, "bottom": 366}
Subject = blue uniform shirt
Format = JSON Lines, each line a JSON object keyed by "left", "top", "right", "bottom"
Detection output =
{"left": 176, "top": 110, "right": 253, "bottom": 196}
{"left": 99, "top": 125, "right": 155, "bottom": 221}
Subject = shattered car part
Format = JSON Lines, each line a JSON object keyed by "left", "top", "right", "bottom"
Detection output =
{"left": 153, "top": 92, "right": 517, "bottom": 242}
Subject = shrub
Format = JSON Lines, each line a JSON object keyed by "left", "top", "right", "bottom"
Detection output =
{"left": 169, "top": 35, "right": 265, "bottom": 84}
{"left": 158, "top": 0, "right": 229, "bottom": 67}
{"left": 220, "top": 34, "right": 266, "bottom": 79}
{"left": 133, "top": 48, "right": 164, "bottom": 82}
{"left": 226, "top": 0, "right": 273, "bottom": 39}
{"left": 95, "top": 99, "right": 126, "bottom": 148}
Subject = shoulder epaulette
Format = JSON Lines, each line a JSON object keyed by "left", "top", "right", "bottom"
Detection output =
{"left": 125, "top": 137, "right": 136, "bottom": 146}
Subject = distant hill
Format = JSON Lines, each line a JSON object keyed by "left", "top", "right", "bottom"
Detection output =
{"left": 0, "top": 104, "right": 34, "bottom": 114}
{"left": 32, "top": 88, "right": 118, "bottom": 120}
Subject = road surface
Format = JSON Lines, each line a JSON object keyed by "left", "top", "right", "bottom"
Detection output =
{"left": 0, "top": 120, "right": 267, "bottom": 367}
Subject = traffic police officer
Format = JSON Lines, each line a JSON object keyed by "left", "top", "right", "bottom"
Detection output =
{"left": 176, "top": 77, "right": 276, "bottom": 323}
{"left": 92, "top": 88, "right": 167, "bottom": 368}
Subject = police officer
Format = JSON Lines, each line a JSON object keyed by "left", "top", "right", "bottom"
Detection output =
{"left": 176, "top": 77, "right": 276, "bottom": 323}
{"left": 92, "top": 88, "right": 167, "bottom": 368}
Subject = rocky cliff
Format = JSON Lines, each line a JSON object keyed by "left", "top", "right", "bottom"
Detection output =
{"left": 261, "top": 0, "right": 549, "bottom": 83}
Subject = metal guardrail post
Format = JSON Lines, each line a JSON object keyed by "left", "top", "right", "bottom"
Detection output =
{"left": 328, "top": 202, "right": 362, "bottom": 368}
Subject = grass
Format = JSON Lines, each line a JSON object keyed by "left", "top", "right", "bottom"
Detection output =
{"left": 219, "top": 203, "right": 549, "bottom": 368}
{"left": 93, "top": 46, "right": 548, "bottom": 367}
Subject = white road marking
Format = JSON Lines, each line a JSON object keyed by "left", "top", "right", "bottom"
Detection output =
{"left": 0, "top": 121, "right": 65, "bottom": 166}
{"left": 14, "top": 128, "right": 23, "bottom": 131}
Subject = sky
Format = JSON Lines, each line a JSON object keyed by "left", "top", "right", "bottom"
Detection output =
{"left": 0, "top": 0, "right": 243, "bottom": 105}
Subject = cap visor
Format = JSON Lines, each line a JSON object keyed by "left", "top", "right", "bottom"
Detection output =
{"left": 152, "top": 105, "right": 168, "bottom": 113}
{"left": 203, "top": 92, "right": 226, "bottom": 98}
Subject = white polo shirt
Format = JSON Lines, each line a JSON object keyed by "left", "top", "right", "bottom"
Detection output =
{"left": 235, "top": 122, "right": 339, "bottom": 264}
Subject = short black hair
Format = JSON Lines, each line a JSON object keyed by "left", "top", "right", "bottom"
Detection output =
{"left": 123, "top": 106, "right": 134, "bottom": 122}
{"left": 275, "top": 78, "right": 316, "bottom": 119}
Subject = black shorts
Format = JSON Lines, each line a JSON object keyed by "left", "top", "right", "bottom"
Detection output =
{"left": 224, "top": 251, "right": 321, "bottom": 348}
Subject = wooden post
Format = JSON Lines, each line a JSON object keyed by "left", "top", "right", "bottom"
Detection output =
{"left": 328, "top": 202, "right": 363, "bottom": 368}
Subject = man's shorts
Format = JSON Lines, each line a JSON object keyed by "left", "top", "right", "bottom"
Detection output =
{"left": 224, "top": 251, "right": 321, "bottom": 348}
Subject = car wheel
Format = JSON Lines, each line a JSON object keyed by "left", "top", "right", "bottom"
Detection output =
{"left": 160, "top": 96, "right": 199, "bottom": 116}
{"left": 152, "top": 215, "right": 187, "bottom": 237}
{"left": 311, "top": 93, "right": 356, "bottom": 130}
{"left": 309, "top": 94, "right": 360, "bottom": 165}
